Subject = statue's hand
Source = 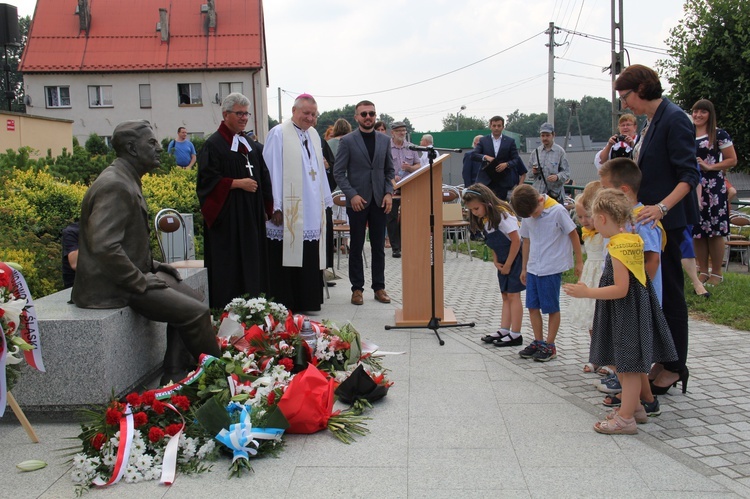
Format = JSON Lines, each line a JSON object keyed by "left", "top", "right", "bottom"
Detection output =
{"left": 154, "top": 262, "right": 182, "bottom": 282}
{"left": 145, "top": 273, "right": 169, "bottom": 290}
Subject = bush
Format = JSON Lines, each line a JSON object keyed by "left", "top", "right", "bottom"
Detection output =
{"left": 0, "top": 148, "right": 204, "bottom": 298}
{"left": 85, "top": 133, "right": 110, "bottom": 156}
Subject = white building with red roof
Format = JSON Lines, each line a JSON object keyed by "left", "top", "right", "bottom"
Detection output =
{"left": 19, "top": 0, "right": 269, "bottom": 143}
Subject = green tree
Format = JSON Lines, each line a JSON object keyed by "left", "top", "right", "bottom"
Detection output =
{"left": 505, "top": 110, "right": 547, "bottom": 146}
{"left": 441, "top": 113, "right": 487, "bottom": 132}
{"left": 658, "top": 0, "right": 750, "bottom": 168}
{"left": 268, "top": 115, "right": 279, "bottom": 130}
{"left": 0, "top": 16, "right": 30, "bottom": 112}
{"left": 316, "top": 104, "right": 357, "bottom": 136}
{"left": 85, "top": 134, "right": 109, "bottom": 156}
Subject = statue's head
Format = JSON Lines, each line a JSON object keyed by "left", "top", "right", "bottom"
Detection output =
{"left": 112, "top": 120, "right": 162, "bottom": 174}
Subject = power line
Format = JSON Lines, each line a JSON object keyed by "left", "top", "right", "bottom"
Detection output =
{"left": 556, "top": 71, "right": 611, "bottom": 82}
{"left": 556, "top": 26, "right": 670, "bottom": 56}
{"left": 283, "top": 30, "right": 546, "bottom": 99}
{"left": 556, "top": 56, "right": 604, "bottom": 68}
{"left": 559, "top": 0, "right": 585, "bottom": 58}
{"left": 389, "top": 73, "right": 547, "bottom": 115}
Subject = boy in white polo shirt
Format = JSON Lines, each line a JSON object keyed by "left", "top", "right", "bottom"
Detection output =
{"left": 511, "top": 184, "right": 583, "bottom": 361}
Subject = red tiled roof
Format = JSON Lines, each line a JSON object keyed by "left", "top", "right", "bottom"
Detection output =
{"left": 19, "top": 0, "right": 264, "bottom": 72}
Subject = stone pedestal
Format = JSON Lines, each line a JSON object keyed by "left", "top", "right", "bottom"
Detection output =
{"left": 11, "top": 268, "right": 208, "bottom": 415}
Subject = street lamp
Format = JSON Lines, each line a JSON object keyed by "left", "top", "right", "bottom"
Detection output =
{"left": 456, "top": 105, "right": 466, "bottom": 131}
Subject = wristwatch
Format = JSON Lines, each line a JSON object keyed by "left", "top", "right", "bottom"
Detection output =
{"left": 656, "top": 203, "right": 669, "bottom": 217}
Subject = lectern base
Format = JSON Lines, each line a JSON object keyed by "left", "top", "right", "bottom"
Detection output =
{"left": 394, "top": 307, "right": 457, "bottom": 327}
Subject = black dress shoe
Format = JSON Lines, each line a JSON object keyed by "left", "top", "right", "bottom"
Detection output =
{"left": 324, "top": 280, "right": 336, "bottom": 287}
{"left": 392, "top": 250, "right": 401, "bottom": 258}
{"left": 493, "top": 334, "right": 523, "bottom": 347}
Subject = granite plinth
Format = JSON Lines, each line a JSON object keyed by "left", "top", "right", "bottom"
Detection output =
{"left": 11, "top": 268, "right": 208, "bottom": 414}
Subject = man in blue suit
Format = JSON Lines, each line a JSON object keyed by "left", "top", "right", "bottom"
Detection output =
{"left": 472, "top": 116, "right": 527, "bottom": 200}
{"left": 334, "top": 100, "right": 395, "bottom": 306}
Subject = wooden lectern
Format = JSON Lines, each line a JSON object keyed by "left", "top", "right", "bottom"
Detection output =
{"left": 393, "top": 154, "right": 457, "bottom": 326}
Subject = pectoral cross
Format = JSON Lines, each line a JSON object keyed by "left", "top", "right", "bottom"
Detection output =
{"left": 242, "top": 153, "right": 254, "bottom": 176}
{"left": 308, "top": 167, "right": 317, "bottom": 181}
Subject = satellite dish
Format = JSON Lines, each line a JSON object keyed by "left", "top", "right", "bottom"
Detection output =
{"left": 23, "top": 95, "right": 32, "bottom": 106}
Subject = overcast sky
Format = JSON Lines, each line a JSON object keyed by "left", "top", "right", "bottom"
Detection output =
{"left": 10, "top": 0, "right": 686, "bottom": 132}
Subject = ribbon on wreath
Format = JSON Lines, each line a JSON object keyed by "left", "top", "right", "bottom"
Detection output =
{"left": 11, "top": 267, "right": 44, "bottom": 372}
{"left": 0, "top": 323, "right": 6, "bottom": 417}
{"left": 153, "top": 354, "right": 217, "bottom": 400}
{"left": 93, "top": 404, "right": 134, "bottom": 487}
{"left": 215, "top": 403, "right": 259, "bottom": 463}
{"left": 159, "top": 403, "right": 186, "bottom": 486}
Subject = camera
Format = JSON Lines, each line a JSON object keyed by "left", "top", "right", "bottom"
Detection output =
{"left": 616, "top": 135, "right": 627, "bottom": 142}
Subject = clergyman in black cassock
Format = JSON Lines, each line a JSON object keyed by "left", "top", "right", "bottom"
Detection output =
{"left": 197, "top": 93, "right": 273, "bottom": 310}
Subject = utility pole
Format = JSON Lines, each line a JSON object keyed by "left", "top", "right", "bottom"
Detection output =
{"left": 564, "top": 101, "right": 585, "bottom": 151}
{"left": 277, "top": 87, "right": 283, "bottom": 123}
{"left": 546, "top": 21, "right": 558, "bottom": 125}
{"left": 610, "top": 0, "right": 624, "bottom": 132}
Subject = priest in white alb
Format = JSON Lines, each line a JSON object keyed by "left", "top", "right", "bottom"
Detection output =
{"left": 263, "top": 94, "right": 333, "bottom": 312}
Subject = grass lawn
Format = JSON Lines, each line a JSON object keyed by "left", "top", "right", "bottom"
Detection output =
{"left": 462, "top": 240, "right": 750, "bottom": 331}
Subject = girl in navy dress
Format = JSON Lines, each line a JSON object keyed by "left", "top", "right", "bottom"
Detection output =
{"left": 463, "top": 184, "right": 526, "bottom": 347}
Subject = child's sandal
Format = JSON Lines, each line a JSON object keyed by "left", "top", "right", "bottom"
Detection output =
{"left": 602, "top": 394, "right": 622, "bottom": 407}
{"left": 594, "top": 414, "right": 637, "bottom": 434}
{"left": 583, "top": 363, "right": 599, "bottom": 374}
{"left": 597, "top": 365, "right": 615, "bottom": 376}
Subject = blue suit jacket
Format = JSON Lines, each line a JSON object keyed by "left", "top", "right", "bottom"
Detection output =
{"left": 462, "top": 151, "right": 482, "bottom": 187}
{"left": 472, "top": 134, "right": 527, "bottom": 191}
{"left": 636, "top": 98, "right": 700, "bottom": 230}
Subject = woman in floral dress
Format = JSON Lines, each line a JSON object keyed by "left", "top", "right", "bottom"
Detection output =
{"left": 691, "top": 99, "right": 737, "bottom": 286}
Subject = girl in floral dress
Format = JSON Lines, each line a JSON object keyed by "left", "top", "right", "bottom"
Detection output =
{"left": 568, "top": 181, "right": 609, "bottom": 375}
{"left": 564, "top": 188, "right": 676, "bottom": 435}
{"left": 691, "top": 99, "right": 737, "bottom": 286}
{"left": 463, "top": 184, "right": 525, "bottom": 348}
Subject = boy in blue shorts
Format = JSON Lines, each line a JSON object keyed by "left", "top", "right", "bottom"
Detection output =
{"left": 511, "top": 185, "right": 583, "bottom": 362}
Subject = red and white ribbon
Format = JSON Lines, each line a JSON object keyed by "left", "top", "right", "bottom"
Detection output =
{"left": 93, "top": 404, "right": 134, "bottom": 487}
{"left": 159, "top": 403, "right": 186, "bottom": 485}
{"left": 0, "top": 323, "right": 7, "bottom": 418}
{"left": 11, "top": 268, "right": 44, "bottom": 372}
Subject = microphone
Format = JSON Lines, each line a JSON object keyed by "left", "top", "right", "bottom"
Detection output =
{"left": 408, "top": 145, "right": 462, "bottom": 153}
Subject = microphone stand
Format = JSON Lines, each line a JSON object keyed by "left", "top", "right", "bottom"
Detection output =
{"left": 385, "top": 145, "right": 475, "bottom": 345}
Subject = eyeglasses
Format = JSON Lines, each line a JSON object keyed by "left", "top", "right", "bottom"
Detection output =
{"left": 228, "top": 111, "right": 251, "bottom": 118}
{"left": 359, "top": 111, "right": 377, "bottom": 118}
{"left": 618, "top": 90, "right": 633, "bottom": 103}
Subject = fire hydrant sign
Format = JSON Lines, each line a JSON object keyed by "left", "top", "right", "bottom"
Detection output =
{"left": 6, "top": 119, "right": 15, "bottom": 131}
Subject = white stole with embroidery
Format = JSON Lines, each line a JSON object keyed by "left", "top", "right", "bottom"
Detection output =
{"left": 279, "top": 120, "right": 328, "bottom": 268}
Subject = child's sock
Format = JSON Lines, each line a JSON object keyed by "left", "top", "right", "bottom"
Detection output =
{"left": 499, "top": 328, "right": 510, "bottom": 335}
{"left": 508, "top": 330, "right": 521, "bottom": 339}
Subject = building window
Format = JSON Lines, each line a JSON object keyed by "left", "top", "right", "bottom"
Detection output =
{"left": 178, "top": 83, "right": 202, "bottom": 106}
{"left": 139, "top": 84, "right": 151, "bottom": 108}
{"left": 88, "top": 85, "right": 113, "bottom": 108}
{"left": 45, "top": 86, "right": 71, "bottom": 108}
{"left": 218, "top": 82, "right": 243, "bottom": 101}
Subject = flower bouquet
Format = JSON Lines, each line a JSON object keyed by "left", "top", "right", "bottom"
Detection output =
{"left": 70, "top": 297, "right": 393, "bottom": 490}
{"left": 71, "top": 391, "right": 217, "bottom": 494}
